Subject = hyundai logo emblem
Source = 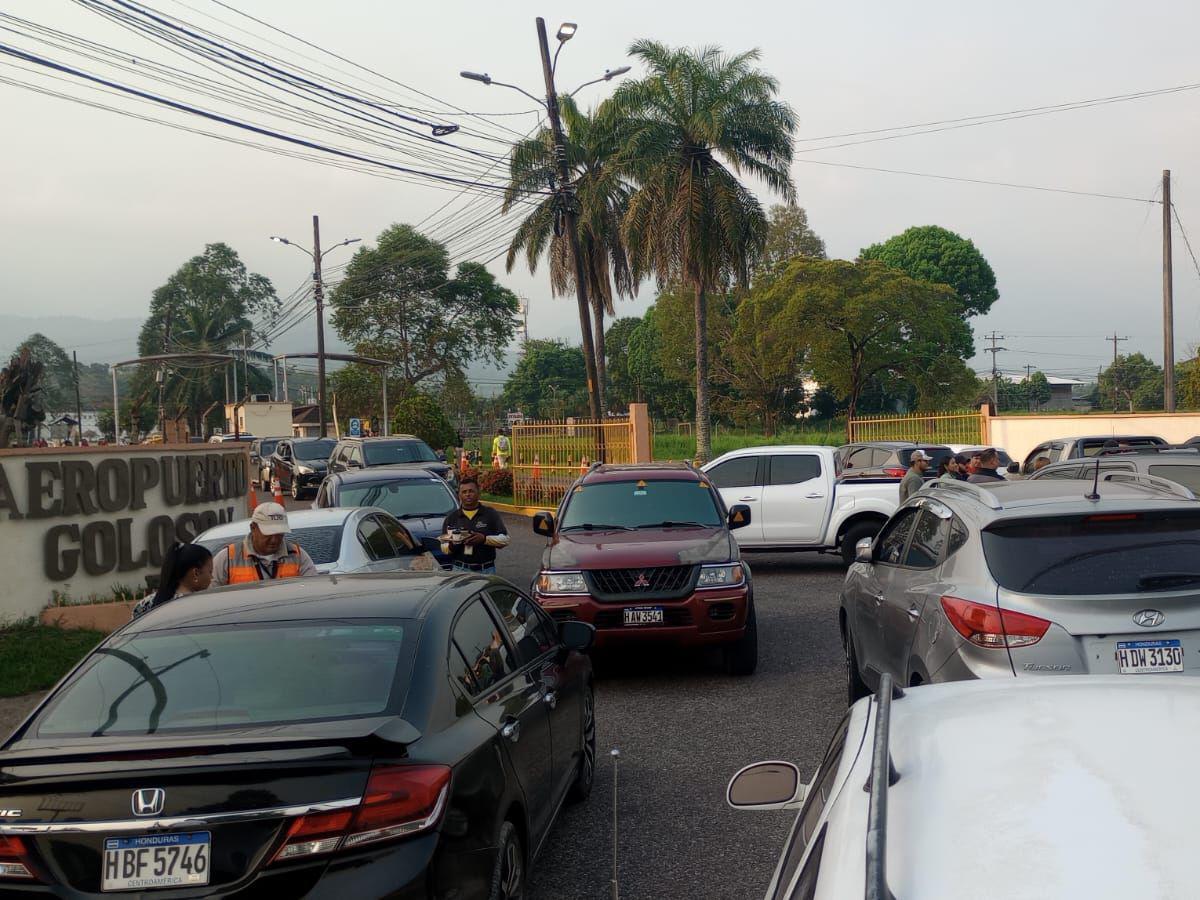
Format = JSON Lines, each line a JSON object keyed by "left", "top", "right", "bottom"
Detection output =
{"left": 1133, "top": 609, "right": 1166, "bottom": 628}
{"left": 131, "top": 788, "right": 165, "bottom": 817}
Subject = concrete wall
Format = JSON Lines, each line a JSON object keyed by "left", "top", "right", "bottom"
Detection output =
{"left": 987, "top": 412, "right": 1200, "bottom": 463}
{"left": 224, "top": 402, "right": 294, "bottom": 438}
{"left": 0, "top": 445, "right": 250, "bottom": 623}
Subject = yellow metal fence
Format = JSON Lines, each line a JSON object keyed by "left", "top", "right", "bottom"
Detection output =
{"left": 512, "top": 418, "right": 633, "bottom": 507}
{"left": 847, "top": 411, "right": 984, "bottom": 446}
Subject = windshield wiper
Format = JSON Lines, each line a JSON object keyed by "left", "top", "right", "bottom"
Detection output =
{"left": 1137, "top": 572, "right": 1200, "bottom": 591}
{"left": 637, "top": 520, "right": 710, "bottom": 529}
{"left": 560, "top": 523, "right": 636, "bottom": 532}
{"left": 397, "top": 512, "right": 437, "bottom": 520}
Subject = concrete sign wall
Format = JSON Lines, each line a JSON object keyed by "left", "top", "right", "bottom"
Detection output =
{"left": 0, "top": 445, "right": 250, "bottom": 623}
{"left": 989, "top": 412, "right": 1200, "bottom": 463}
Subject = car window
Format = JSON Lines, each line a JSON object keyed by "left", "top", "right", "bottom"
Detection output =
{"left": 338, "top": 479, "right": 456, "bottom": 519}
{"left": 489, "top": 588, "right": 559, "bottom": 664}
{"left": 708, "top": 456, "right": 760, "bottom": 489}
{"left": 768, "top": 455, "right": 821, "bottom": 486}
{"left": 784, "top": 826, "right": 825, "bottom": 900}
{"left": 451, "top": 598, "right": 516, "bottom": 694}
{"left": 285, "top": 526, "right": 343, "bottom": 565}
{"left": 447, "top": 641, "right": 478, "bottom": 715}
{"left": 378, "top": 515, "right": 421, "bottom": 555}
{"left": 1148, "top": 464, "right": 1200, "bottom": 493}
{"left": 1036, "top": 465, "right": 1081, "bottom": 480}
{"left": 363, "top": 440, "right": 438, "bottom": 465}
{"left": 904, "top": 507, "right": 950, "bottom": 569}
{"left": 947, "top": 518, "right": 969, "bottom": 557}
{"left": 843, "top": 447, "right": 874, "bottom": 470}
{"left": 295, "top": 439, "right": 336, "bottom": 461}
{"left": 357, "top": 516, "right": 397, "bottom": 560}
{"left": 559, "top": 479, "right": 723, "bottom": 529}
{"left": 875, "top": 508, "right": 919, "bottom": 565}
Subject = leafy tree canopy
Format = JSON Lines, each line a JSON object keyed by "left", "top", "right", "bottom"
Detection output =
{"left": 1100, "top": 352, "right": 1163, "bottom": 411}
{"left": 753, "top": 205, "right": 826, "bottom": 282}
{"left": 392, "top": 393, "right": 458, "bottom": 452}
{"left": 501, "top": 340, "right": 589, "bottom": 420}
{"left": 17, "top": 334, "right": 73, "bottom": 410}
{"left": 860, "top": 225, "right": 998, "bottom": 318}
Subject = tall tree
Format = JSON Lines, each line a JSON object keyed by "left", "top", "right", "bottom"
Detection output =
{"left": 604, "top": 316, "right": 642, "bottom": 410}
{"left": 330, "top": 224, "right": 519, "bottom": 393}
{"left": 753, "top": 205, "right": 826, "bottom": 282}
{"left": 614, "top": 42, "right": 797, "bottom": 462}
{"left": 503, "top": 96, "right": 635, "bottom": 411}
{"left": 625, "top": 308, "right": 693, "bottom": 421}
{"left": 1026, "top": 371, "right": 1053, "bottom": 410}
{"left": 17, "top": 333, "right": 74, "bottom": 410}
{"left": 859, "top": 225, "right": 998, "bottom": 318}
{"left": 1100, "top": 352, "right": 1163, "bottom": 411}
{"left": 501, "top": 340, "right": 588, "bottom": 419}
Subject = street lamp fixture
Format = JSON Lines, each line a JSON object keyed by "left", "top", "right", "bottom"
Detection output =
{"left": 556, "top": 22, "right": 577, "bottom": 42}
{"left": 460, "top": 71, "right": 492, "bottom": 85}
{"left": 604, "top": 66, "right": 631, "bottom": 80}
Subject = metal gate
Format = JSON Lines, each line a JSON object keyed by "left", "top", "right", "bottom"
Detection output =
{"left": 512, "top": 417, "right": 634, "bottom": 507}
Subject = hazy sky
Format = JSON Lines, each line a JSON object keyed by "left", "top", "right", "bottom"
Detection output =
{"left": 3, "top": 0, "right": 1199, "bottom": 386}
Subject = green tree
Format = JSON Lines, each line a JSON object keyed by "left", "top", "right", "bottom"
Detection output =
{"left": 501, "top": 340, "right": 588, "bottom": 419}
{"left": 753, "top": 205, "right": 826, "bottom": 282}
{"left": 330, "top": 224, "right": 519, "bottom": 392}
{"left": 503, "top": 96, "right": 635, "bottom": 411}
{"left": 392, "top": 393, "right": 458, "bottom": 452}
{"left": 604, "top": 316, "right": 643, "bottom": 410}
{"left": 859, "top": 225, "right": 998, "bottom": 319}
{"left": 718, "top": 284, "right": 806, "bottom": 434}
{"left": 1100, "top": 352, "right": 1163, "bottom": 411}
{"left": 626, "top": 308, "right": 693, "bottom": 420}
{"left": 614, "top": 42, "right": 797, "bottom": 461}
{"left": 329, "top": 364, "right": 402, "bottom": 423}
{"left": 17, "top": 334, "right": 74, "bottom": 410}
{"left": 1177, "top": 356, "right": 1200, "bottom": 409}
{"left": 1026, "top": 371, "right": 1053, "bottom": 410}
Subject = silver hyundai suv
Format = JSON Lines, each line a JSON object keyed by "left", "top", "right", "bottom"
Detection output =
{"left": 839, "top": 476, "right": 1200, "bottom": 702}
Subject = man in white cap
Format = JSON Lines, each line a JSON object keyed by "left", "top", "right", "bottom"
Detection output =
{"left": 210, "top": 502, "right": 318, "bottom": 586}
{"left": 898, "top": 450, "right": 932, "bottom": 503}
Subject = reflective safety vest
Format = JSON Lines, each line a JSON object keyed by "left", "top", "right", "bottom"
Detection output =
{"left": 226, "top": 542, "right": 304, "bottom": 584}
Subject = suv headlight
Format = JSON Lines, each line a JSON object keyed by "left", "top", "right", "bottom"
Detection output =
{"left": 295, "top": 464, "right": 314, "bottom": 475}
{"left": 537, "top": 571, "right": 588, "bottom": 594}
{"left": 697, "top": 564, "right": 744, "bottom": 588}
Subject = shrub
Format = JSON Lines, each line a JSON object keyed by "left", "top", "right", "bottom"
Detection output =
{"left": 479, "top": 468, "right": 513, "bottom": 497}
{"left": 392, "top": 394, "right": 458, "bottom": 451}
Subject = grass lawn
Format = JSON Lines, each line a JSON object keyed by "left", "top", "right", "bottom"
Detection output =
{"left": 652, "top": 424, "right": 847, "bottom": 461}
{"left": 0, "top": 622, "right": 105, "bottom": 697}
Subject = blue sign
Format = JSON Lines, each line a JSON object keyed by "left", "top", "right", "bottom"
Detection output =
{"left": 348, "top": 417, "right": 362, "bottom": 437}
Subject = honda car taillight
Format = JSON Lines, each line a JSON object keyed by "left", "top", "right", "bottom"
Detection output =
{"left": 272, "top": 765, "right": 451, "bottom": 863}
{"left": 0, "top": 835, "right": 35, "bottom": 880}
{"left": 940, "top": 596, "right": 1051, "bottom": 649}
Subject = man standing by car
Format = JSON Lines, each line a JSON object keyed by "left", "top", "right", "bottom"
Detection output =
{"left": 968, "top": 448, "right": 1005, "bottom": 483}
{"left": 899, "top": 450, "right": 932, "bottom": 502}
{"left": 441, "top": 477, "right": 509, "bottom": 574}
{"left": 211, "top": 502, "right": 319, "bottom": 585}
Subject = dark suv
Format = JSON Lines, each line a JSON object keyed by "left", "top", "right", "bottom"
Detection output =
{"left": 328, "top": 435, "right": 457, "bottom": 490}
{"left": 269, "top": 437, "right": 336, "bottom": 500}
{"left": 530, "top": 463, "right": 758, "bottom": 675}
{"left": 1020, "top": 434, "right": 1168, "bottom": 473}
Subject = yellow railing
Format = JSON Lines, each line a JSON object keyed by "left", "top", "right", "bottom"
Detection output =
{"left": 847, "top": 411, "right": 984, "bottom": 446}
{"left": 512, "top": 417, "right": 634, "bottom": 507}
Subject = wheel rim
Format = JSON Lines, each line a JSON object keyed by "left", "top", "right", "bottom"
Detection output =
{"left": 501, "top": 836, "right": 522, "bottom": 898}
{"left": 581, "top": 690, "right": 596, "bottom": 787}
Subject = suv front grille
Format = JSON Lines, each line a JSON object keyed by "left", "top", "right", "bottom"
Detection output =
{"left": 585, "top": 565, "right": 697, "bottom": 601}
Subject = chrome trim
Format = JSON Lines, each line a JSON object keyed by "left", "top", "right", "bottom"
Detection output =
{"left": 0, "top": 796, "right": 360, "bottom": 835}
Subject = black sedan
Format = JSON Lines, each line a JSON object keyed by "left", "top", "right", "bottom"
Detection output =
{"left": 0, "top": 574, "right": 596, "bottom": 899}
{"left": 270, "top": 437, "right": 337, "bottom": 500}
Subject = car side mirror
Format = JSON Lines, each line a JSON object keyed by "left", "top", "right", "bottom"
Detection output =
{"left": 727, "top": 504, "right": 752, "bottom": 530}
{"left": 726, "top": 761, "right": 807, "bottom": 811}
{"left": 532, "top": 511, "right": 555, "bottom": 536}
{"left": 855, "top": 537, "right": 874, "bottom": 564}
{"left": 559, "top": 620, "right": 595, "bottom": 653}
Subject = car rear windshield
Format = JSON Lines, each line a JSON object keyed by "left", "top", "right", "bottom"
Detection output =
{"left": 259, "top": 439, "right": 280, "bottom": 455}
{"left": 560, "top": 479, "right": 723, "bottom": 529}
{"left": 339, "top": 479, "right": 455, "bottom": 518}
{"left": 982, "top": 511, "right": 1200, "bottom": 594}
{"left": 295, "top": 439, "right": 336, "bottom": 461}
{"left": 31, "top": 622, "right": 413, "bottom": 738}
{"left": 194, "top": 526, "right": 344, "bottom": 565}
{"left": 364, "top": 440, "right": 438, "bottom": 465}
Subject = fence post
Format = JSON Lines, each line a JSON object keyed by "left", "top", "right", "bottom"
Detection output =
{"left": 979, "top": 403, "right": 992, "bottom": 445}
{"left": 629, "top": 403, "right": 652, "bottom": 463}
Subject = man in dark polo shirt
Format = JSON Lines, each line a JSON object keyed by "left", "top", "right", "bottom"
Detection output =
{"left": 440, "top": 476, "right": 509, "bottom": 574}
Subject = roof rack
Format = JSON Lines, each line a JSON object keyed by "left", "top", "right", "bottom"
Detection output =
{"left": 864, "top": 673, "right": 902, "bottom": 900}
{"left": 924, "top": 479, "right": 1004, "bottom": 509}
{"left": 1101, "top": 470, "right": 1197, "bottom": 500}
{"left": 1097, "top": 443, "right": 1199, "bottom": 456}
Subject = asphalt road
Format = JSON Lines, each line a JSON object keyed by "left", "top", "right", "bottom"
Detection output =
{"left": 490, "top": 512, "right": 849, "bottom": 900}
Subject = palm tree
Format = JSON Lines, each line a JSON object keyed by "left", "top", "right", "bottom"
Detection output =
{"left": 613, "top": 42, "right": 796, "bottom": 461}
{"left": 502, "top": 96, "right": 635, "bottom": 412}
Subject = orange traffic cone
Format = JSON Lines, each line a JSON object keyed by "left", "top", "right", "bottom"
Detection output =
{"left": 271, "top": 477, "right": 284, "bottom": 505}
{"left": 532, "top": 454, "right": 541, "bottom": 482}
{"left": 247, "top": 484, "right": 258, "bottom": 515}
{"left": 579, "top": 455, "right": 589, "bottom": 474}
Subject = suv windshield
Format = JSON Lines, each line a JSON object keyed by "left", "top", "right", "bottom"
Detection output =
{"left": 259, "top": 438, "right": 280, "bottom": 456}
{"left": 339, "top": 479, "right": 455, "bottom": 518}
{"left": 982, "top": 511, "right": 1200, "bottom": 594}
{"left": 32, "top": 622, "right": 412, "bottom": 737}
{"left": 559, "top": 479, "right": 723, "bottom": 530}
{"left": 363, "top": 440, "right": 438, "bottom": 465}
{"left": 295, "top": 439, "right": 336, "bottom": 461}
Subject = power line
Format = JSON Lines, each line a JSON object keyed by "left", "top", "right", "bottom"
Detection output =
{"left": 1172, "top": 203, "right": 1200, "bottom": 286}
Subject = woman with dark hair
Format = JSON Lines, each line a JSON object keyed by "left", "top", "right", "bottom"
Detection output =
{"left": 131, "top": 542, "right": 214, "bottom": 620}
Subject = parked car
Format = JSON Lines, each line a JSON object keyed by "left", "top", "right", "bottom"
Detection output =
{"left": 530, "top": 462, "right": 758, "bottom": 674}
{"left": 1030, "top": 446, "right": 1200, "bottom": 493}
{"left": 726, "top": 674, "right": 1200, "bottom": 900}
{"left": 328, "top": 436, "right": 457, "bottom": 491}
{"left": 835, "top": 441, "right": 953, "bottom": 480}
{"left": 1020, "top": 433, "right": 1167, "bottom": 473}
{"left": 703, "top": 446, "right": 902, "bottom": 564}
{"left": 314, "top": 468, "right": 458, "bottom": 564}
{"left": 0, "top": 572, "right": 596, "bottom": 898}
{"left": 208, "top": 433, "right": 255, "bottom": 444}
{"left": 195, "top": 507, "right": 434, "bottom": 575}
{"left": 249, "top": 436, "right": 287, "bottom": 486}
{"left": 946, "top": 444, "right": 1013, "bottom": 469}
{"left": 840, "top": 476, "right": 1200, "bottom": 702}
{"left": 269, "top": 437, "right": 337, "bottom": 500}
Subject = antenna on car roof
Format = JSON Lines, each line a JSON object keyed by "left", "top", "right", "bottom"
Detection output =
{"left": 1085, "top": 457, "right": 1102, "bottom": 501}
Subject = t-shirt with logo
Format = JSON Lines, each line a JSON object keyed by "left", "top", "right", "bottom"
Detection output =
{"left": 442, "top": 505, "right": 507, "bottom": 567}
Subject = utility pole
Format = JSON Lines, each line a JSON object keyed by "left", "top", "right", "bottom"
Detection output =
{"left": 536, "top": 17, "right": 601, "bottom": 420}
{"left": 313, "top": 214, "right": 329, "bottom": 437}
{"left": 984, "top": 332, "right": 1007, "bottom": 410}
{"left": 1163, "top": 169, "right": 1176, "bottom": 411}
{"left": 158, "top": 311, "right": 171, "bottom": 441}
{"left": 73, "top": 351, "right": 83, "bottom": 442}
{"left": 1107, "top": 332, "right": 1129, "bottom": 411}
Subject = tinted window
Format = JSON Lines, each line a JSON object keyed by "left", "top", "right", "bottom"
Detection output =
{"left": 295, "top": 439, "right": 336, "bottom": 461}
{"left": 982, "top": 511, "right": 1200, "bottom": 594}
{"left": 1148, "top": 464, "right": 1200, "bottom": 493}
{"left": 905, "top": 507, "right": 950, "bottom": 568}
{"left": 1035, "top": 466, "right": 1082, "bottom": 480}
{"left": 358, "top": 517, "right": 396, "bottom": 560}
{"left": 447, "top": 642, "right": 478, "bottom": 713}
{"left": 260, "top": 439, "right": 280, "bottom": 457}
{"left": 1080, "top": 437, "right": 1165, "bottom": 456}
{"left": 379, "top": 517, "right": 422, "bottom": 555}
{"left": 34, "top": 622, "right": 411, "bottom": 737}
{"left": 769, "top": 455, "right": 821, "bottom": 486}
{"left": 875, "top": 508, "right": 919, "bottom": 565}
{"left": 899, "top": 446, "right": 952, "bottom": 471}
{"left": 843, "top": 447, "right": 875, "bottom": 470}
{"left": 339, "top": 479, "right": 456, "bottom": 518}
{"left": 452, "top": 599, "right": 516, "bottom": 694}
{"left": 708, "top": 456, "right": 759, "bottom": 489}
{"left": 784, "top": 826, "right": 825, "bottom": 900}
{"left": 289, "top": 526, "right": 344, "bottom": 565}
{"left": 560, "top": 480, "right": 723, "bottom": 529}
{"left": 490, "top": 589, "right": 559, "bottom": 663}
{"left": 948, "top": 518, "right": 969, "bottom": 556}
{"left": 364, "top": 440, "right": 438, "bottom": 465}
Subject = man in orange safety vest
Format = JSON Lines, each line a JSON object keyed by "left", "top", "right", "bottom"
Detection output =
{"left": 211, "top": 502, "right": 318, "bottom": 586}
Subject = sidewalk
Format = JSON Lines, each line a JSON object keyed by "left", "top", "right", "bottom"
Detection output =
{"left": 0, "top": 692, "right": 44, "bottom": 741}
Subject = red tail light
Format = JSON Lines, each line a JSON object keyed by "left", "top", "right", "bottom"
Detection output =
{"left": 939, "top": 596, "right": 1051, "bottom": 649}
{"left": 272, "top": 765, "right": 451, "bottom": 863}
{"left": 0, "top": 835, "right": 36, "bottom": 880}
{"left": 884, "top": 467, "right": 907, "bottom": 478}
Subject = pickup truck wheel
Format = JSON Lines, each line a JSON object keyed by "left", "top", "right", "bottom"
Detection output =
{"left": 723, "top": 602, "right": 758, "bottom": 676}
{"left": 845, "top": 629, "right": 870, "bottom": 705}
{"left": 840, "top": 521, "right": 881, "bottom": 567}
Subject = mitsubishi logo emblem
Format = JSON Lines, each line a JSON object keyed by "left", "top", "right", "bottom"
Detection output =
{"left": 632, "top": 572, "right": 650, "bottom": 589}
{"left": 1133, "top": 609, "right": 1166, "bottom": 628}
{"left": 131, "top": 788, "right": 165, "bottom": 817}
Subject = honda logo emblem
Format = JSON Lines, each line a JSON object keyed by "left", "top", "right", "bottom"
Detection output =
{"left": 131, "top": 788, "right": 165, "bottom": 817}
{"left": 632, "top": 572, "right": 650, "bottom": 589}
{"left": 1133, "top": 609, "right": 1166, "bottom": 628}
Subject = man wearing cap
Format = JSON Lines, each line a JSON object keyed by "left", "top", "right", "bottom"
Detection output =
{"left": 968, "top": 448, "right": 1005, "bottom": 484}
{"left": 898, "top": 450, "right": 932, "bottom": 503}
{"left": 210, "top": 502, "right": 319, "bottom": 586}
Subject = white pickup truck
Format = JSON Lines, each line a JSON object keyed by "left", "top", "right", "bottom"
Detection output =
{"left": 701, "top": 445, "right": 900, "bottom": 565}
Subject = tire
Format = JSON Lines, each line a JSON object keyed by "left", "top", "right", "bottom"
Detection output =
{"left": 723, "top": 602, "right": 758, "bottom": 676}
{"left": 840, "top": 521, "right": 882, "bottom": 567}
{"left": 845, "top": 626, "right": 870, "bottom": 705}
{"left": 488, "top": 821, "right": 524, "bottom": 900}
{"left": 566, "top": 686, "right": 596, "bottom": 804}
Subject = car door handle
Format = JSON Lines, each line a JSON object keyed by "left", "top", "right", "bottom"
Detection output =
{"left": 738, "top": 496, "right": 758, "bottom": 502}
{"left": 805, "top": 493, "right": 825, "bottom": 499}
{"left": 500, "top": 718, "right": 520, "bottom": 743}
{"left": 542, "top": 690, "right": 558, "bottom": 710}
{"left": 906, "top": 605, "right": 920, "bottom": 619}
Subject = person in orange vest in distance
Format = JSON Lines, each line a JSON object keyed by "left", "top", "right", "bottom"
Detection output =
{"left": 210, "top": 502, "right": 319, "bottom": 586}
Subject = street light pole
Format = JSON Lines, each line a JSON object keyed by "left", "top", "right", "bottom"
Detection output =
{"left": 312, "top": 214, "right": 328, "bottom": 438}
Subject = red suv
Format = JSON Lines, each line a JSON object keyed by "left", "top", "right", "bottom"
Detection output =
{"left": 531, "top": 463, "right": 757, "bottom": 675}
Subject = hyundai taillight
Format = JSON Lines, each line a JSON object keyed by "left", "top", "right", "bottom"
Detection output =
{"left": 884, "top": 467, "right": 907, "bottom": 478}
{"left": 0, "top": 835, "right": 35, "bottom": 880}
{"left": 939, "top": 596, "right": 1051, "bottom": 649}
{"left": 272, "top": 765, "right": 451, "bottom": 863}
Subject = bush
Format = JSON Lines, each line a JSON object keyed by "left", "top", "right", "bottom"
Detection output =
{"left": 392, "top": 394, "right": 458, "bottom": 451}
{"left": 479, "top": 468, "right": 513, "bottom": 497}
